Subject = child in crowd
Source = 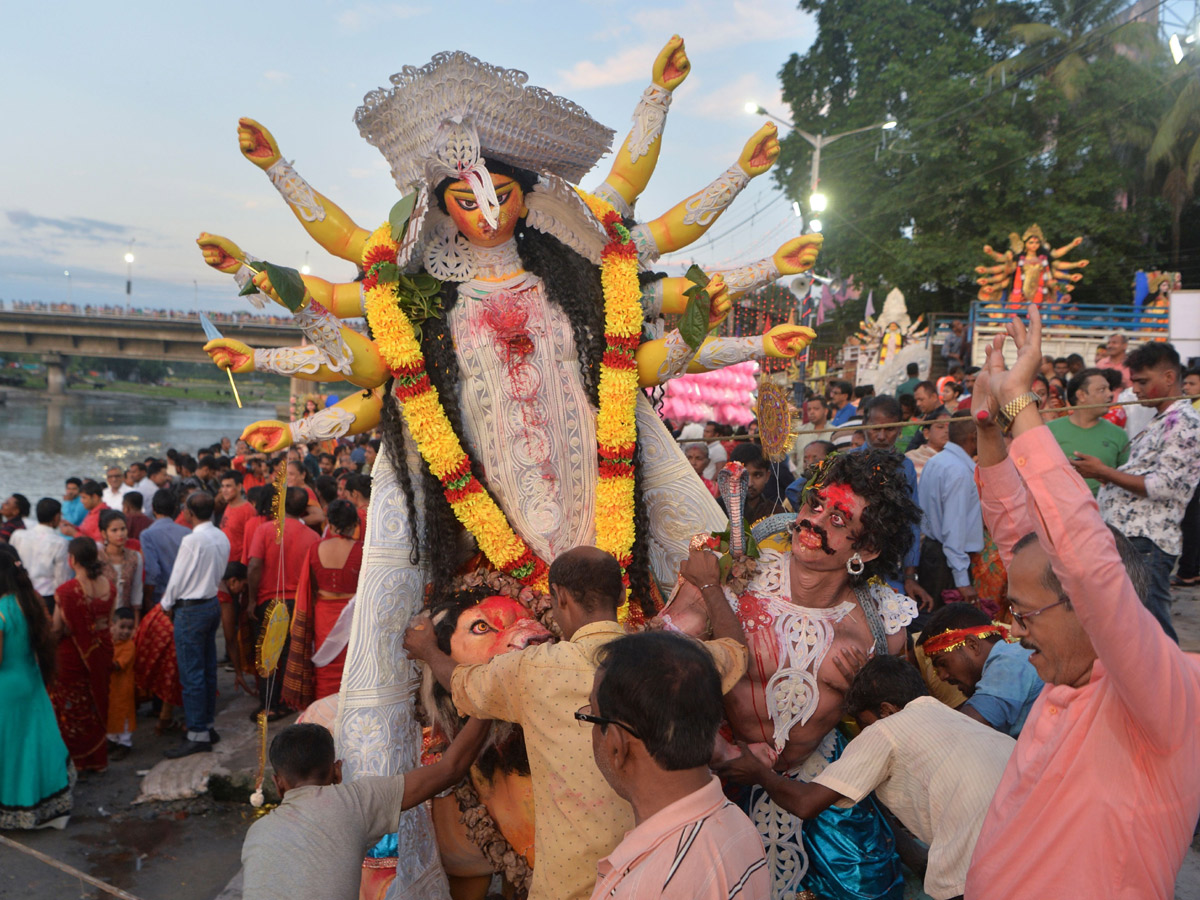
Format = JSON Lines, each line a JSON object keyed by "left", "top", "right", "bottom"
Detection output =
{"left": 107, "top": 608, "right": 137, "bottom": 760}
{"left": 730, "top": 444, "right": 788, "bottom": 525}
{"left": 220, "top": 561, "right": 255, "bottom": 696}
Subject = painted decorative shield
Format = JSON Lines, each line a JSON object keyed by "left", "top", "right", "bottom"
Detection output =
{"left": 256, "top": 599, "right": 291, "bottom": 677}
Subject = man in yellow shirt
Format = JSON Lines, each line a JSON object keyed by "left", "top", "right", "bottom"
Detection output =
{"left": 404, "top": 546, "right": 747, "bottom": 900}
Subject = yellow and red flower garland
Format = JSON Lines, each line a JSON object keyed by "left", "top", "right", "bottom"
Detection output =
{"left": 361, "top": 197, "right": 641, "bottom": 611}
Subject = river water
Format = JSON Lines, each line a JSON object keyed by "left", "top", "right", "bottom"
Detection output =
{"left": 0, "top": 391, "right": 281, "bottom": 503}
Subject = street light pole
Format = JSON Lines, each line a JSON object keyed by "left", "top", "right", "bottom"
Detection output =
{"left": 745, "top": 103, "right": 896, "bottom": 231}
{"left": 124, "top": 238, "right": 135, "bottom": 302}
{"left": 64, "top": 270, "right": 71, "bottom": 305}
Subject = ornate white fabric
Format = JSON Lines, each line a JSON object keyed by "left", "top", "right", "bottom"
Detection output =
{"left": 355, "top": 51, "right": 614, "bottom": 193}
{"left": 656, "top": 329, "right": 698, "bottom": 381}
{"left": 640, "top": 278, "right": 664, "bottom": 318}
{"left": 682, "top": 164, "right": 750, "bottom": 227}
{"left": 750, "top": 730, "right": 838, "bottom": 900}
{"left": 589, "top": 181, "right": 633, "bottom": 219}
{"left": 630, "top": 223, "right": 660, "bottom": 264}
{"left": 422, "top": 219, "right": 475, "bottom": 282}
{"left": 635, "top": 394, "right": 727, "bottom": 584}
{"left": 254, "top": 346, "right": 323, "bottom": 376}
{"left": 626, "top": 83, "right": 672, "bottom": 163}
{"left": 450, "top": 268, "right": 598, "bottom": 563}
{"left": 524, "top": 174, "right": 607, "bottom": 266}
{"left": 266, "top": 158, "right": 326, "bottom": 223}
{"left": 335, "top": 434, "right": 450, "bottom": 900}
{"left": 293, "top": 301, "right": 354, "bottom": 375}
{"left": 863, "top": 578, "right": 918, "bottom": 634}
{"left": 233, "top": 252, "right": 268, "bottom": 309}
{"left": 289, "top": 406, "right": 356, "bottom": 445}
{"left": 695, "top": 335, "right": 763, "bottom": 370}
{"left": 719, "top": 257, "right": 780, "bottom": 295}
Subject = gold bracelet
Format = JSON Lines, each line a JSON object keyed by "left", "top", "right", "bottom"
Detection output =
{"left": 698, "top": 583, "right": 721, "bottom": 591}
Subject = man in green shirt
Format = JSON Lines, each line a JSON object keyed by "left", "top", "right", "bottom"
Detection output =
{"left": 1048, "top": 367, "right": 1130, "bottom": 495}
{"left": 896, "top": 362, "right": 921, "bottom": 398}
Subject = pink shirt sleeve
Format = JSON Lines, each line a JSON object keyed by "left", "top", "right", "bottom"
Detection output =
{"left": 1003, "top": 427, "right": 1195, "bottom": 750}
{"left": 975, "top": 457, "right": 1035, "bottom": 565}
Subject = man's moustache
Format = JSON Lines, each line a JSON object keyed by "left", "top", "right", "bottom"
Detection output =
{"left": 795, "top": 520, "right": 836, "bottom": 555}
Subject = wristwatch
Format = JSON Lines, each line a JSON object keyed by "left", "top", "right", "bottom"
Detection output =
{"left": 995, "top": 391, "right": 1040, "bottom": 434}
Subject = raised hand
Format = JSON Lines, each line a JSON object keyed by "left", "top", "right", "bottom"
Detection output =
{"left": 982, "top": 303, "right": 1044, "bottom": 409}
{"left": 237, "top": 117, "right": 281, "bottom": 170}
{"left": 713, "top": 741, "right": 773, "bottom": 786}
{"left": 774, "top": 234, "right": 824, "bottom": 276}
{"left": 241, "top": 420, "right": 291, "bottom": 453}
{"left": 204, "top": 338, "right": 254, "bottom": 374}
{"left": 197, "top": 232, "right": 245, "bottom": 275}
{"left": 652, "top": 35, "right": 690, "bottom": 91}
{"left": 763, "top": 324, "right": 817, "bottom": 359}
{"left": 738, "top": 123, "right": 780, "bottom": 177}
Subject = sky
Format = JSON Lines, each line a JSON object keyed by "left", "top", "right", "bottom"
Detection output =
{"left": 0, "top": 0, "right": 817, "bottom": 315}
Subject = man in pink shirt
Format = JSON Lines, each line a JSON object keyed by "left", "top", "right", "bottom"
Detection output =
{"left": 965, "top": 304, "right": 1200, "bottom": 900}
{"left": 585, "top": 631, "right": 768, "bottom": 900}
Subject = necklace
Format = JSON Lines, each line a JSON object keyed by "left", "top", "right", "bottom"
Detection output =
{"left": 362, "top": 201, "right": 642, "bottom": 619}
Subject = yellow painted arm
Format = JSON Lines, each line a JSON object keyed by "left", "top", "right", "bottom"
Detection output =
{"left": 237, "top": 118, "right": 371, "bottom": 264}
{"left": 639, "top": 123, "right": 779, "bottom": 255}
{"left": 636, "top": 324, "right": 816, "bottom": 388}
{"left": 597, "top": 36, "right": 690, "bottom": 209}
{"left": 241, "top": 388, "right": 384, "bottom": 454}
{"left": 658, "top": 237, "right": 824, "bottom": 313}
{"left": 197, "top": 232, "right": 365, "bottom": 320}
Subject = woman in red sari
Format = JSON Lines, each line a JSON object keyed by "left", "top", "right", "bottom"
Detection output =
{"left": 49, "top": 538, "right": 115, "bottom": 772}
{"left": 282, "top": 499, "right": 362, "bottom": 710}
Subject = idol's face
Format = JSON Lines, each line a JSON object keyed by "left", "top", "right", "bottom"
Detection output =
{"left": 444, "top": 174, "right": 525, "bottom": 248}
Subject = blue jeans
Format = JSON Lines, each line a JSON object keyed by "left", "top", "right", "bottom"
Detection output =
{"left": 173, "top": 598, "right": 221, "bottom": 738}
{"left": 1128, "top": 536, "right": 1179, "bottom": 643}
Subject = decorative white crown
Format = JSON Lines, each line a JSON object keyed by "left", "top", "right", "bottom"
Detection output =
{"left": 355, "top": 51, "right": 615, "bottom": 193}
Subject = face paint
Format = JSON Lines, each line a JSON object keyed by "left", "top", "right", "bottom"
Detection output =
{"left": 819, "top": 483, "right": 858, "bottom": 522}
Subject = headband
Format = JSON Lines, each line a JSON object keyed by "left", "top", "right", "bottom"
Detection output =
{"left": 923, "top": 624, "right": 1009, "bottom": 657}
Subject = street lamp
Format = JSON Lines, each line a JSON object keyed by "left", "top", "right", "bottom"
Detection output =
{"left": 124, "top": 238, "right": 135, "bottom": 298}
{"left": 746, "top": 103, "right": 897, "bottom": 209}
{"left": 301, "top": 250, "right": 311, "bottom": 276}
{"left": 64, "top": 270, "right": 71, "bottom": 304}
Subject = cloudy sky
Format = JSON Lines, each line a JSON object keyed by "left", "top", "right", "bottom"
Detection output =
{"left": 0, "top": 0, "right": 817, "bottom": 314}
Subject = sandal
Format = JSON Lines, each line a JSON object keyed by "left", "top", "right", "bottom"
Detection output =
{"left": 1171, "top": 576, "right": 1200, "bottom": 587}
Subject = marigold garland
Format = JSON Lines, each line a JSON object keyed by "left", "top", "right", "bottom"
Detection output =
{"left": 361, "top": 201, "right": 643, "bottom": 618}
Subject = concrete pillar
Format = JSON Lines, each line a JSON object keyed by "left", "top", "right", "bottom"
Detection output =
{"left": 42, "top": 352, "right": 66, "bottom": 397}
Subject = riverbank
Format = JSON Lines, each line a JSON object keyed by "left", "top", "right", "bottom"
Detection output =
{"left": 1, "top": 375, "right": 288, "bottom": 406}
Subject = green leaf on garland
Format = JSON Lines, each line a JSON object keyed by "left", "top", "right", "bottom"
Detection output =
{"left": 374, "top": 262, "right": 400, "bottom": 283}
{"left": 389, "top": 192, "right": 418, "bottom": 242}
{"left": 260, "top": 261, "right": 308, "bottom": 313}
{"left": 679, "top": 264, "right": 713, "bottom": 352}
{"left": 238, "top": 279, "right": 259, "bottom": 297}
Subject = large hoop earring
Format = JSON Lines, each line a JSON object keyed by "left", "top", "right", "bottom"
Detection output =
{"left": 846, "top": 553, "right": 865, "bottom": 576}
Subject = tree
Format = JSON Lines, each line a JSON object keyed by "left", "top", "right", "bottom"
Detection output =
{"left": 1148, "top": 60, "right": 1200, "bottom": 267}
{"left": 773, "top": 0, "right": 1170, "bottom": 319}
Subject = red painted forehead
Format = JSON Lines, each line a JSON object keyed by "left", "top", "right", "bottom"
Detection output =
{"left": 473, "top": 595, "right": 533, "bottom": 626}
{"left": 815, "top": 483, "right": 863, "bottom": 518}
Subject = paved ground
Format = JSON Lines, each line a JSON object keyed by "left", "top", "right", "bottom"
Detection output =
{"left": 3, "top": 589, "right": 1200, "bottom": 899}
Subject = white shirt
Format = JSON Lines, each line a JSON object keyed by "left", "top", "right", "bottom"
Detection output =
{"left": 813, "top": 696, "right": 1015, "bottom": 900}
{"left": 102, "top": 483, "right": 133, "bottom": 509}
{"left": 10, "top": 524, "right": 70, "bottom": 596}
{"left": 132, "top": 477, "right": 157, "bottom": 499}
{"left": 160, "top": 521, "right": 230, "bottom": 611}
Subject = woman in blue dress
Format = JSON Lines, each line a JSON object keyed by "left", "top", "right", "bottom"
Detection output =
{"left": 0, "top": 544, "right": 74, "bottom": 829}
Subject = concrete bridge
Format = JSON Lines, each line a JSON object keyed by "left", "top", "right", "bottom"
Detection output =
{"left": 0, "top": 309, "right": 304, "bottom": 395}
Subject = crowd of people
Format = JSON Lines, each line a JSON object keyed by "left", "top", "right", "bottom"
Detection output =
{"left": 0, "top": 432, "right": 378, "bottom": 827}
{"left": 2, "top": 311, "right": 1199, "bottom": 900}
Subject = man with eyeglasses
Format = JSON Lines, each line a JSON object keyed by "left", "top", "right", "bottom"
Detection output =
{"left": 963, "top": 305, "right": 1200, "bottom": 900}
{"left": 403, "top": 546, "right": 746, "bottom": 900}
{"left": 581, "top": 631, "right": 768, "bottom": 900}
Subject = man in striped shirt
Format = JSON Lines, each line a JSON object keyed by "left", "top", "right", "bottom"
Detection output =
{"left": 586, "top": 632, "right": 768, "bottom": 900}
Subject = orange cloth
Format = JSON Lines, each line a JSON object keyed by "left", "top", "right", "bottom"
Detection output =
{"left": 107, "top": 639, "right": 136, "bottom": 735}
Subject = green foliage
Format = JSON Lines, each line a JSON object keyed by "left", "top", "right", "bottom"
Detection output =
{"left": 389, "top": 192, "right": 418, "bottom": 242}
{"left": 775, "top": 0, "right": 1175, "bottom": 320}
{"left": 679, "top": 264, "right": 713, "bottom": 351}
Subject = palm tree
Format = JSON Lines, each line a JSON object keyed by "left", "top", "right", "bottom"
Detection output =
{"left": 1148, "top": 69, "right": 1200, "bottom": 266}
{"left": 979, "top": 0, "right": 1160, "bottom": 102}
